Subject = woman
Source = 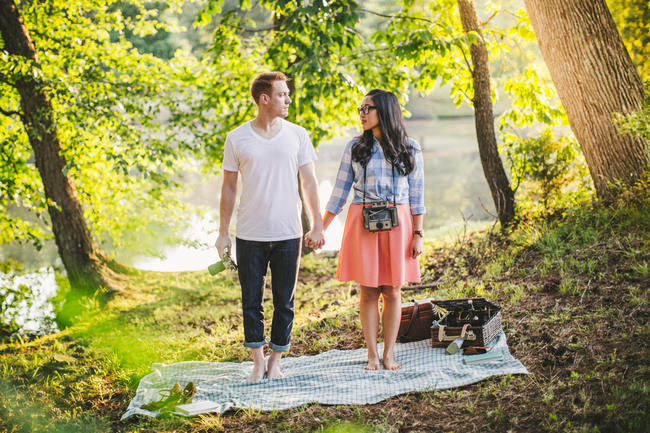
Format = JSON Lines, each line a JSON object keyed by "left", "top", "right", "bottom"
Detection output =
{"left": 323, "top": 89, "right": 425, "bottom": 370}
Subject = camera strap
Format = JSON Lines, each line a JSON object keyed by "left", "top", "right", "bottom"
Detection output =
{"left": 362, "top": 161, "right": 396, "bottom": 207}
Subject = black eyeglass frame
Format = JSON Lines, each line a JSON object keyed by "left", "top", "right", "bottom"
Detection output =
{"left": 357, "top": 105, "right": 377, "bottom": 115}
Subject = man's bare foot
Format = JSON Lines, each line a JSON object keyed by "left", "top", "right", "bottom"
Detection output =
{"left": 267, "top": 363, "right": 285, "bottom": 379}
{"left": 267, "top": 351, "right": 285, "bottom": 379}
{"left": 364, "top": 358, "right": 381, "bottom": 370}
{"left": 382, "top": 353, "right": 401, "bottom": 370}
{"left": 247, "top": 362, "right": 266, "bottom": 383}
{"left": 267, "top": 358, "right": 285, "bottom": 379}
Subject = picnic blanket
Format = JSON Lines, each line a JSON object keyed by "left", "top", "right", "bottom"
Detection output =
{"left": 122, "top": 331, "right": 528, "bottom": 419}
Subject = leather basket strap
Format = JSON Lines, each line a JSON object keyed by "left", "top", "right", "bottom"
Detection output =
{"left": 399, "top": 301, "right": 421, "bottom": 339}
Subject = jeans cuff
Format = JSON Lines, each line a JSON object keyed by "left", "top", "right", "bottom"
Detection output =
{"left": 269, "top": 341, "right": 290, "bottom": 352}
{"left": 244, "top": 339, "right": 266, "bottom": 349}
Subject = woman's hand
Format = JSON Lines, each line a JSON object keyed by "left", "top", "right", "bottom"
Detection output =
{"left": 411, "top": 235, "right": 424, "bottom": 258}
{"left": 322, "top": 211, "right": 336, "bottom": 231}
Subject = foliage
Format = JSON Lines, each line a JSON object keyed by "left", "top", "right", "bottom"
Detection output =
{"left": 0, "top": 0, "right": 206, "bottom": 256}
{"left": 607, "top": 0, "right": 650, "bottom": 81}
{"left": 182, "top": 0, "right": 417, "bottom": 169}
{"left": 498, "top": 66, "right": 593, "bottom": 218}
{"left": 507, "top": 130, "right": 590, "bottom": 210}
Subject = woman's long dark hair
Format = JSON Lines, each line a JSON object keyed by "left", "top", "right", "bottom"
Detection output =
{"left": 351, "top": 89, "right": 414, "bottom": 175}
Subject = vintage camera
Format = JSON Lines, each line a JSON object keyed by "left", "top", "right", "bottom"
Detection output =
{"left": 362, "top": 201, "right": 399, "bottom": 232}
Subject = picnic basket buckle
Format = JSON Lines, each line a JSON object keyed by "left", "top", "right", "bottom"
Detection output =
{"left": 437, "top": 323, "right": 476, "bottom": 342}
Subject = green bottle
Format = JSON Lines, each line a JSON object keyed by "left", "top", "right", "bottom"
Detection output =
{"left": 208, "top": 251, "right": 237, "bottom": 276}
{"left": 207, "top": 260, "right": 226, "bottom": 275}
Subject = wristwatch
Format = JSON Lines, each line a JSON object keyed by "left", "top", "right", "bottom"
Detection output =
{"left": 413, "top": 230, "right": 423, "bottom": 237}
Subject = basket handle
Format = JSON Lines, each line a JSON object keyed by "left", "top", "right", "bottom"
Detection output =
{"left": 437, "top": 323, "right": 476, "bottom": 342}
{"left": 400, "top": 300, "right": 423, "bottom": 339}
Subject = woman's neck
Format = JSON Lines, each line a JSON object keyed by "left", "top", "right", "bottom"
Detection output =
{"left": 372, "top": 127, "right": 381, "bottom": 141}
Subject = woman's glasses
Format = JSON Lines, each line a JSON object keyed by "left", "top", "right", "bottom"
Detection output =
{"left": 357, "top": 105, "right": 377, "bottom": 115}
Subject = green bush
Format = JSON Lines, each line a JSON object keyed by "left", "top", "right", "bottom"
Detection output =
{"left": 506, "top": 129, "right": 593, "bottom": 219}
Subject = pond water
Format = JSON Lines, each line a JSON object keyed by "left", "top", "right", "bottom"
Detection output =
{"left": 1, "top": 116, "right": 496, "bottom": 333}
{"left": 132, "top": 116, "right": 496, "bottom": 271}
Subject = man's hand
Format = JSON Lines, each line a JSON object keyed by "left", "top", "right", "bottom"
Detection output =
{"left": 215, "top": 234, "right": 232, "bottom": 258}
{"left": 304, "top": 228, "right": 325, "bottom": 250}
{"left": 411, "top": 235, "right": 424, "bottom": 258}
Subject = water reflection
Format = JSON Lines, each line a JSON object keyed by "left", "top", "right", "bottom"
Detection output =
{"left": 131, "top": 180, "right": 345, "bottom": 272}
{"left": 132, "top": 215, "right": 218, "bottom": 272}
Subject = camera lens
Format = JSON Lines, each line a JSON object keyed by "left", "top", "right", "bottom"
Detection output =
{"left": 376, "top": 222, "right": 384, "bottom": 229}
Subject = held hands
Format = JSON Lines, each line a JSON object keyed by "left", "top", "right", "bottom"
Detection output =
{"left": 411, "top": 235, "right": 424, "bottom": 258}
{"left": 304, "top": 227, "right": 325, "bottom": 250}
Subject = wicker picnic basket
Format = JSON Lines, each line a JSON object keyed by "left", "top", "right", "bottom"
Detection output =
{"left": 430, "top": 298, "right": 502, "bottom": 348}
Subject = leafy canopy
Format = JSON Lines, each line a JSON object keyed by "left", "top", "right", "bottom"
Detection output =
{"left": 0, "top": 0, "right": 206, "bottom": 257}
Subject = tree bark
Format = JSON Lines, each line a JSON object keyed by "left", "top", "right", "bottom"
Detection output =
{"left": 456, "top": 0, "right": 515, "bottom": 228}
{"left": 523, "top": 0, "right": 649, "bottom": 197}
{"left": 0, "top": 0, "right": 120, "bottom": 293}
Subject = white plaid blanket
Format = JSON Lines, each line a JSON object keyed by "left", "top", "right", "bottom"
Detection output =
{"left": 122, "top": 331, "right": 528, "bottom": 419}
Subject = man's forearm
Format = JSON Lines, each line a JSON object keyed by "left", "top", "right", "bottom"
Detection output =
{"left": 304, "top": 186, "right": 323, "bottom": 229}
{"left": 219, "top": 173, "right": 238, "bottom": 236}
{"left": 299, "top": 164, "right": 323, "bottom": 229}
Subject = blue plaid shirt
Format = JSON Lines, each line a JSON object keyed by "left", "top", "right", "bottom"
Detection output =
{"left": 326, "top": 137, "right": 426, "bottom": 215}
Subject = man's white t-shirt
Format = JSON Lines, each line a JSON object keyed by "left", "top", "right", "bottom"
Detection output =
{"left": 221, "top": 119, "right": 317, "bottom": 241}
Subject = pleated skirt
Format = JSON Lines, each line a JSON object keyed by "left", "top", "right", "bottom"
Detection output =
{"left": 336, "top": 204, "right": 421, "bottom": 287}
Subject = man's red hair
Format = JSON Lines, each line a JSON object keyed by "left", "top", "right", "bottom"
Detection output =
{"left": 250, "top": 72, "right": 289, "bottom": 103}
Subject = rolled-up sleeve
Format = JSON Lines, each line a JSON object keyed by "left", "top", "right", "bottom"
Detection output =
{"left": 326, "top": 141, "right": 355, "bottom": 215}
{"left": 408, "top": 140, "right": 426, "bottom": 215}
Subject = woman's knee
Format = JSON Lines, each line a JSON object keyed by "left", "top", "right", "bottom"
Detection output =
{"left": 360, "top": 285, "right": 381, "bottom": 302}
{"left": 381, "top": 286, "right": 402, "bottom": 301}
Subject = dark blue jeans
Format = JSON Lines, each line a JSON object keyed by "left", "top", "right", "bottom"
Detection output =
{"left": 236, "top": 237, "right": 301, "bottom": 352}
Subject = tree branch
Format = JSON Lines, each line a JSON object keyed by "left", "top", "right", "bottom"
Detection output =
{"left": 0, "top": 105, "right": 22, "bottom": 119}
{"left": 458, "top": 43, "right": 473, "bottom": 75}
{"left": 480, "top": 9, "right": 523, "bottom": 29}
{"left": 359, "top": 7, "right": 434, "bottom": 24}
{"left": 359, "top": 7, "right": 449, "bottom": 32}
{"left": 480, "top": 10, "right": 498, "bottom": 27}
{"left": 242, "top": 26, "right": 276, "bottom": 33}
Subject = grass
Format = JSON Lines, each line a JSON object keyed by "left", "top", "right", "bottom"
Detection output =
{"left": 0, "top": 200, "right": 649, "bottom": 432}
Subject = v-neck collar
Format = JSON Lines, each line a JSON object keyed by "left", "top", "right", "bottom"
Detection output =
{"left": 248, "top": 119, "right": 284, "bottom": 143}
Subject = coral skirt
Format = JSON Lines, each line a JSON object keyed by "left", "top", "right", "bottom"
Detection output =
{"left": 337, "top": 204, "right": 421, "bottom": 287}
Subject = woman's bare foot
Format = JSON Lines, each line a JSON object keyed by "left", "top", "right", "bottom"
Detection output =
{"left": 247, "top": 362, "right": 266, "bottom": 383}
{"left": 382, "top": 354, "right": 401, "bottom": 371}
{"left": 365, "top": 357, "right": 381, "bottom": 370}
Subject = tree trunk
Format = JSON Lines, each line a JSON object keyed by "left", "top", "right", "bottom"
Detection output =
{"left": 523, "top": 0, "right": 649, "bottom": 197}
{"left": 456, "top": 0, "right": 515, "bottom": 228}
{"left": 0, "top": 0, "right": 120, "bottom": 293}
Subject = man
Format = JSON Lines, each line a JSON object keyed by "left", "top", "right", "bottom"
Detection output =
{"left": 215, "top": 72, "right": 324, "bottom": 382}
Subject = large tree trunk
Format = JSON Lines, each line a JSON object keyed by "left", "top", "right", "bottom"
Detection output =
{"left": 0, "top": 0, "right": 120, "bottom": 293}
{"left": 523, "top": 0, "right": 649, "bottom": 197}
{"left": 457, "top": 0, "right": 515, "bottom": 228}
